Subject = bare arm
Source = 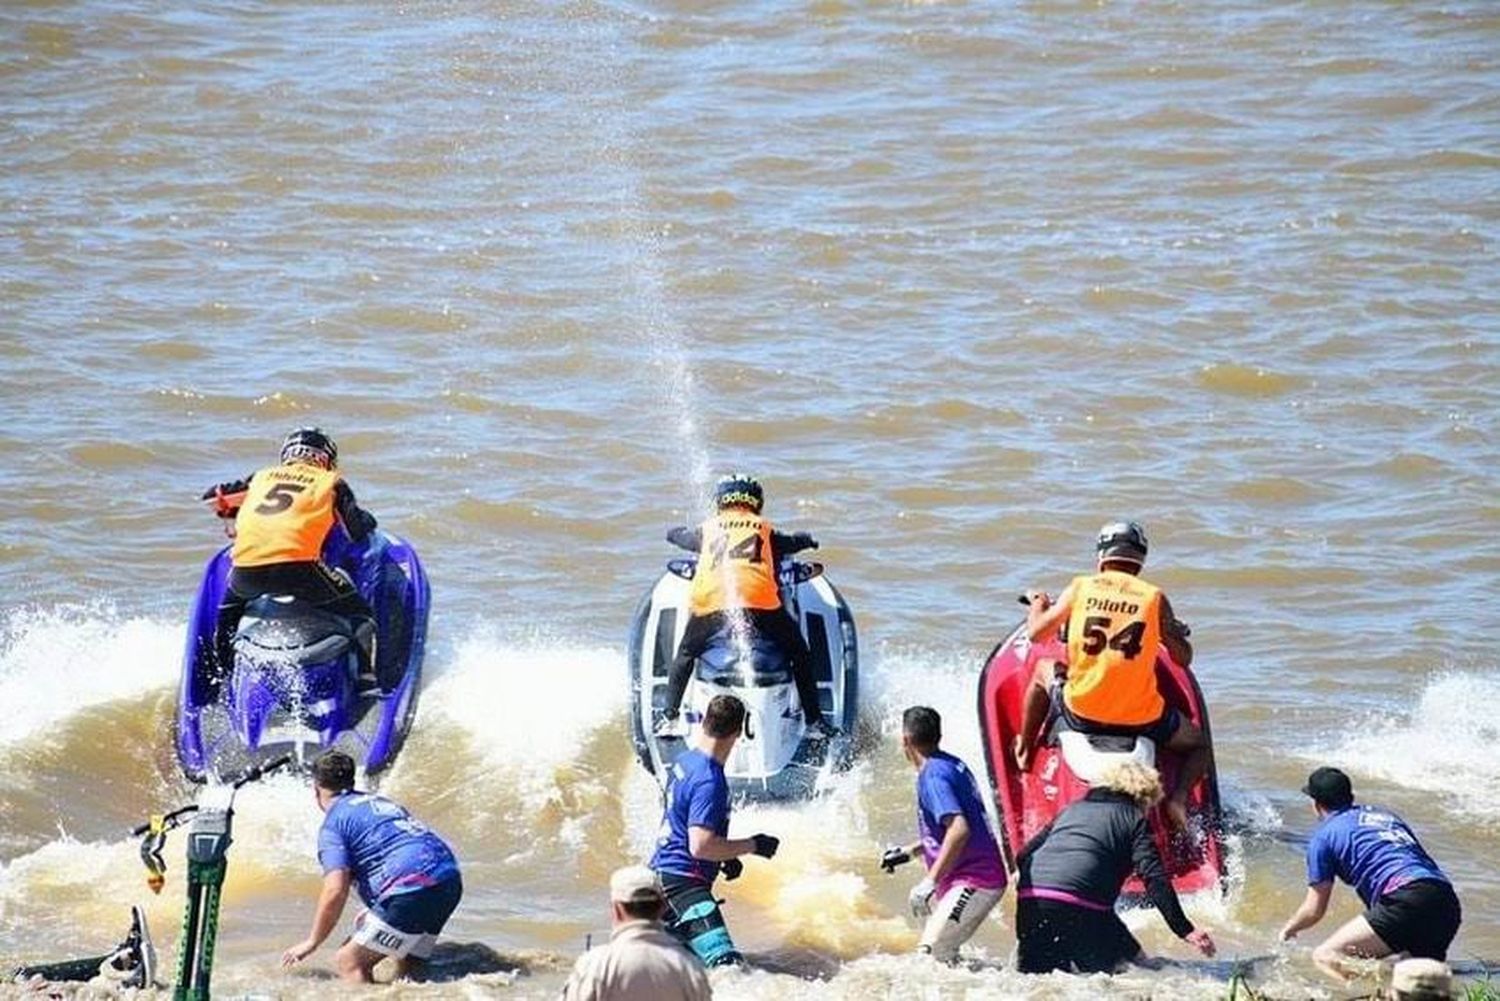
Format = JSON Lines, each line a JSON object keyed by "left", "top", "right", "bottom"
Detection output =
{"left": 925, "top": 813, "right": 971, "bottom": 887}
{"left": 688, "top": 826, "right": 760, "bottom": 861}
{"left": 282, "top": 868, "right": 352, "bottom": 965}
{"left": 1280, "top": 882, "right": 1333, "bottom": 940}
{"left": 1026, "top": 582, "right": 1075, "bottom": 642}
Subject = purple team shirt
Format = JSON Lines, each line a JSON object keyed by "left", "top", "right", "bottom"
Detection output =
{"left": 1305, "top": 804, "right": 1448, "bottom": 907}
{"left": 916, "top": 750, "right": 1007, "bottom": 896}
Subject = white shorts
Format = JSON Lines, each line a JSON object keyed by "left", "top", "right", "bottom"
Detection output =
{"left": 350, "top": 908, "right": 437, "bottom": 960}
{"left": 919, "top": 883, "right": 1004, "bottom": 963}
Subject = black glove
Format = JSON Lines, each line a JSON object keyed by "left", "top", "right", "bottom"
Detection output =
{"left": 879, "top": 846, "right": 912, "bottom": 874}
{"left": 721, "top": 858, "right": 744, "bottom": 881}
{"left": 750, "top": 834, "right": 780, "bottom": 859}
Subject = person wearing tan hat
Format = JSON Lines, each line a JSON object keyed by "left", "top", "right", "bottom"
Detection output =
{"left": 1279, "top": 767, "right": 1462, "bottom": 981}
{"left": 1387, "top": 958, "right": 1455, "bottom": 1000}
{"left": 562, "top": 866, "right": 711, "bottom": 1001}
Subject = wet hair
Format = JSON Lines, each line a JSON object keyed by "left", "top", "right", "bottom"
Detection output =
{"left": 620, "top": 897, "right": 666, "bottom": 921}
{"left": 1097, "top": 761, "right": 1164, "bottom": 810}
{"left": 702, "top": 694, "right": 746, "bottom": 738}
{"left": 312, "top": 751, "right": 356, "bottom": 793}
{"left": 902, "top": 706, "right": 942, "bottom": 751}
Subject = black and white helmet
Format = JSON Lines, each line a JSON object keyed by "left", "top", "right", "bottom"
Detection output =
{"left": 1096, "top": 520, "right": 1148, "bottom": 567}
{"left": 280, "top": 426, "right": 338, "bottom": 469}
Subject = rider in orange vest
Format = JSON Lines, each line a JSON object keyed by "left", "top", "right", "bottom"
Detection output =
{"left": 200, "top": 428, "right": 377, "bottom": 692}
{"left": 1012, "top": 522, "right": 1209, "bottom": 831}
{"left": 655, "top": 475, "right": 835, "bottom": 741}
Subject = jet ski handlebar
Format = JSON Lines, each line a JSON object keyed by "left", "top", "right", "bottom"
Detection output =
{"left": 129, "top": 754, "right": 295, "bottom": 837}
{"left": 666, "top": 557, "right": 824, "bottom": 584}
{"left": 131, "top": 754, "right": 295, "bottom": 893}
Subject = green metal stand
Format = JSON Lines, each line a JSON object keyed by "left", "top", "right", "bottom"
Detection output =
{"left": 135, "top": 755, "right": 290, "bottom": 1000}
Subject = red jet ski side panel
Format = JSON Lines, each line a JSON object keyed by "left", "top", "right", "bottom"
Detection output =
{"left": 977, "top": 622, "right": 1226, "bottom": 899}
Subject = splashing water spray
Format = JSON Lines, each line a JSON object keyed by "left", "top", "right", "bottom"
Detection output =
{"left": 133, "top": 755, "right": 295, "bottom": 999}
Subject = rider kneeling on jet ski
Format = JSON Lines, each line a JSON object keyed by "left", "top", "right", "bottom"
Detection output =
{"left": 656, "top": 474, "right": 836, "bottom": 741}
{"left": 1013, "top": 521, "right": 1208, "bottom": 831}
{"left": 201, "top": 427, "right": 378, "bottom": 691}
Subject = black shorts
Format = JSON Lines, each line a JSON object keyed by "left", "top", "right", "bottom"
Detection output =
{"left": 1016, "top": 896, "right": 1140, "bottom": 974}
{"left": 1048, "top": 677, "right": 1181, "bottom": 747}
{"left": 1367, "top": 879, "right": 1462, "bottom": 960}
{"left": 659, "top": 872, "right": 742, "bottom": 967}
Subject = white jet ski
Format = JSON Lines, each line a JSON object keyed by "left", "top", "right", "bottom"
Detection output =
{"left": 628, "top": 556, "right": 858, "bottom": 800}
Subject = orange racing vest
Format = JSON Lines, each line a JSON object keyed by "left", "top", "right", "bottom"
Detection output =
{"left": 688, "top": 512, "right": 780, "bottom": 615}
{"left": 231, "top": 463, "right": 342, "bottom": 568}
{"left": 1062, "top": 570, "right": 1165, "bottom": 727}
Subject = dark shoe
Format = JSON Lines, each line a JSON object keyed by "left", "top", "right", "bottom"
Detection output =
{"left": 804, "top": 718, "right": 839, "bottom": 742}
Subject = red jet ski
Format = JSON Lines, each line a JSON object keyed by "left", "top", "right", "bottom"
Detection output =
{"left": 977, "top": 621, "right": 1226, "bottom": 900}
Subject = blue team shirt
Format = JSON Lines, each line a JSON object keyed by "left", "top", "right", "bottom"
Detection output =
{"left": 1305, "top": 804, "right": 1448, "bottom": 907}
{"left": 649, "top": 749, "right": 730, "bottom": 884}
{"left": 917, "top": 750, "right": 1007, "bottom": 895}
{"left": 318, "top": 792, "right": 460, "bottom": 906}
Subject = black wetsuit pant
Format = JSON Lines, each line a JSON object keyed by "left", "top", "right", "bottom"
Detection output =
{"left": 209, "top": 561, "right": 373, "bottom": 692}
{"left": 1016, "top": 896, "right": 1141, "bottom": 974}
{"left": 659, "top": 872, "right": 742, "bottom": 967}
{"left": 12, "top": 954, "right": 117, "bottom": 983}
{"left": 663, "top": 608, "right": 823, "bottom": 724}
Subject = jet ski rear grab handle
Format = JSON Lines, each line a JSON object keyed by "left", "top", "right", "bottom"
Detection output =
{"left": 666, "top": 557, "right": 824, "bottom": 584}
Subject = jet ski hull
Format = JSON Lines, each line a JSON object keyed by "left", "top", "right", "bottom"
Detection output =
{"left": 628, "top": 563, "right": 858, "bottom": 800}
{"left": 175, "top": 527, "right": 430, "bottom": 782}
{"left": 977, "top": 623, "right": 1226, "bottom": 900}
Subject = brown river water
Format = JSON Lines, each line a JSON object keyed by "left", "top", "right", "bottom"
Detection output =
{"left": 2, "top": 0, "right": 1498, "bottom": 997}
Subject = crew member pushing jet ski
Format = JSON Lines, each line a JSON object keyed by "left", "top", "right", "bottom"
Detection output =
{"left": 201, "top": 427, "right": 377, "bottom": 691}
{"left": 656, "top": 474, "right": 836, "bottom": 740}
{"left": 1012, "top": 521, "right": 1209, "bottom": 831}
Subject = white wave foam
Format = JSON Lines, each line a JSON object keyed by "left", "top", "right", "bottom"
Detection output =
{"left": 1311, "top": 671, "right": 1500, "bottom": 823}
{"left": 0, "top": 771, "right": 322, "bottom": 950}
{"left": 859, "top": 642, "right": 990, "bottom": 770}
{"left": 416, "top": 629, "right": 626, "bottom": 812}
{"left": 0, "top": 605, "right": 182, "bottom": 745}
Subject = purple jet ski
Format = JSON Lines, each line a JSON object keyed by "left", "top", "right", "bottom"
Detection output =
{"left": 175, "top": 524, "right": 430, "bottom": 783}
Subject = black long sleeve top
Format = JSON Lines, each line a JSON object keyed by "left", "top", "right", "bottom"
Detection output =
{"left": 665, "top": 524, "right": 817, "bottom": 563}
{"left": 203, "top": 472, "right": 377, "bottom": 543}
{"left": 1015, "top": 787, "right": 1195, "bottom": 939}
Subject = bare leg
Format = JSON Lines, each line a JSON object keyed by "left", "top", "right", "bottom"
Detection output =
{"left": 1013, "top": 659, "right": 1057, "bottom": 771}
{"left": 1311, "top": 915, "right": 1392, "bottom": 981}
{"left": 333, "top": 941, "right": 385, "bottom": 984}
{"left": 1163, "top": 719, "right": 1210, "bottom": 830}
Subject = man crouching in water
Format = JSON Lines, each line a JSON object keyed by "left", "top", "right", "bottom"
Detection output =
{"left": 282, "top": 751, "right": 463, "bottom": 983}
{"left": 649, "top": 694, "right": 781, "bottom": 967}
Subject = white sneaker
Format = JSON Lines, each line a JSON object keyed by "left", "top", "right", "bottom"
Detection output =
{"left": 654, "top": 714, "right": 689, "bottom": 738}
